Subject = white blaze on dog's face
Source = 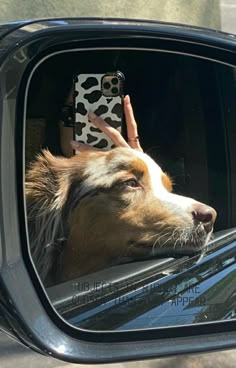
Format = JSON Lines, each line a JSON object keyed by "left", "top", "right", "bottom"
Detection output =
{"left": 60, "top": 147, "right": 217, "bottom": 281}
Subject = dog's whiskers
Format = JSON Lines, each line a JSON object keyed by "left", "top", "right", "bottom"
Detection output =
{"left": 151, "top": 226, "right": 183, "bottom": 255}
{"left": 152, "top": 232, "right": 170, "bottom": 255}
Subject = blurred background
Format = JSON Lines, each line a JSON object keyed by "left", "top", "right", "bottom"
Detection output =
{"left": 0, "top": 0, "right": 221, "bottom": 30}
{"left": 0, "top": 0, "right": 236, "bottom": 367}
{"left": 0, "top": 0, "right": 235, "bottom": 33}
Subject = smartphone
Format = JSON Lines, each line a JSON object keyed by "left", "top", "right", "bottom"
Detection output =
{"left": 74, "top": 71, "right": 125, "bottom": 150}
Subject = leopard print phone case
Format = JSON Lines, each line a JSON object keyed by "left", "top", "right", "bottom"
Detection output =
{"left": 74, "top": 71, "right": 125, "bottom": 150}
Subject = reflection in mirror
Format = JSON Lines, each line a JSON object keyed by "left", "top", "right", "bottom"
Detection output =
{"left": 25, "top": 49, "right": 236, "bottom": 331}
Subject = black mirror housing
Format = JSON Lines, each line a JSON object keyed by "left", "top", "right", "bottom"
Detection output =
{"left": 0, "top": 18, "right": 236, "bottom": 363}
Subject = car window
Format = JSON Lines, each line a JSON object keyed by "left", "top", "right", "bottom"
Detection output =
{"left": 24, "top": 43, "right": 236, "bottom": 330}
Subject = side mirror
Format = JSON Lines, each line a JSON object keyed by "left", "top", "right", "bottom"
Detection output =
{"left": 0, "top": 18, "right": 236, "bottom": 364}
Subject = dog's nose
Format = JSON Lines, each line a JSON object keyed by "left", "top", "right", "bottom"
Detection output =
{"left": 191, "top": 203, "right": 217, "bottom": 233}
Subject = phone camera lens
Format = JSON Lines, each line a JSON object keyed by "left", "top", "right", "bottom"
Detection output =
{"left": 103, "top": 82, "right": 110, "bottom": 89}
{"left": 111, "top": 87, "right": 119, "bottom": 95}
{"left": 111, "top": 77, "right": 119, "bottom": 85}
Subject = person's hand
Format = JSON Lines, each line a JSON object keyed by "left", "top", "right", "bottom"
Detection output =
{"left": 70, "top": 95, "right": 143, "bottom": 152}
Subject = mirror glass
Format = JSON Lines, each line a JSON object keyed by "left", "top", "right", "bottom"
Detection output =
{"left": 25, "top": 48, "right": 236, "bottom": 330}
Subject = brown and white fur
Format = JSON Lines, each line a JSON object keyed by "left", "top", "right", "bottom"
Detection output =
{"left": 25, "top": 148, "right": 216, "bottom": 286}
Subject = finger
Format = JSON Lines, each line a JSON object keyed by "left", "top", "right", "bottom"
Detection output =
{"left": 88, "top": 112, "right": 130, "bottom": 148}
{"left": 123, "top": 95, "right": 143, "bottom": 151}
{"left": 70, "top": 140, "right": 100, "bottom": 152}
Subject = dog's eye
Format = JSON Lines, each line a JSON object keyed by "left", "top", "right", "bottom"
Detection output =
{"left": 123, "top": 179, "right": 139, "bottom": 188}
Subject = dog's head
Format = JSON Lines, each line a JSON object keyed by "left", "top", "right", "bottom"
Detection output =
{"left": 26, "top": 147, "right": 216, "bottom": 285}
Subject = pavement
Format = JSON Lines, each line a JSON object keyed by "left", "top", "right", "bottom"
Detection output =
{"left": 0, "top": 0, "right": 221, "bottom": 29}
{"left": 0, "top": 0, "right": 236, "bottom": 367}
{"left": 220, "top": 0, "right": 236, "bottom": 33}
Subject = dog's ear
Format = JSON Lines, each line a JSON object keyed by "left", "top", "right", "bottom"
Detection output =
{"left": 25, "top": 150, "right": 72, "bottom": 285}
{"left": 25, "top": 149, "right": 106, "bottom": 284}
{"left": 26, "top": 149, "right": 69, "bottom": 204}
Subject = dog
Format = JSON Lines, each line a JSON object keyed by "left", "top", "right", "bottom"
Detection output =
{"left": 25, "top": 147, "right": 217, "bottom": 286}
